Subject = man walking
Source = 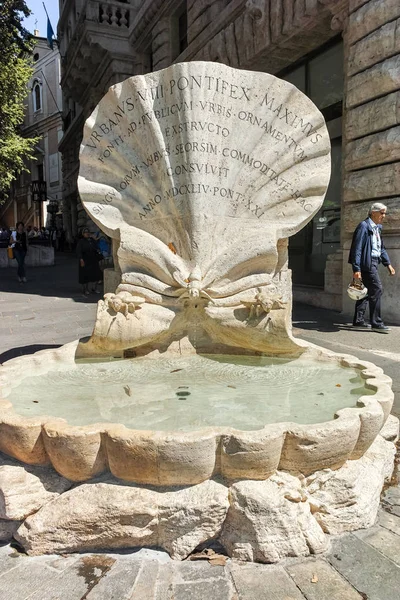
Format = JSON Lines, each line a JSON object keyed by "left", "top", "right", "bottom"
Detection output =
{"left": 348, "top": 202, "right": 395, "bottom": 332}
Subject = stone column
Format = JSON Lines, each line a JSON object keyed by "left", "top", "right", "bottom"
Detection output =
{"left": 342, "top": 0, "right": 400, "bottom": 323}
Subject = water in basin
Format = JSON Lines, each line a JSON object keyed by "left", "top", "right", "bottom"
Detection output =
{"left": 7, "top": 354, "right": 374, "bottom": 431}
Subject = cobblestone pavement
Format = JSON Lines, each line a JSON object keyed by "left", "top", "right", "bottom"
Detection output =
{"left": 0, "top": 253, "right": 98, "bottom": 364}
{"left": 1, "top": 254, "right": 400, "bottom": 599}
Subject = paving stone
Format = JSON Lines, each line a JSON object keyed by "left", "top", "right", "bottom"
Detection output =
{"left": 286, "top": 557, "right": 364, "bottom": 600}
{"left": 174, "top": 578, "right": 232, "bottom": 600}
{"left": 85, "top": 557, "right": 142, "bottom": 599}
{"left": 0, "top": 544, "right": 21, "bottom": 577}
{"left": 354, "top": 525, "right": 400, "bottom": 564}
{"left": 28, "top": 554, "right": 115, "bottom": 600}
{"left": 54, "top": 327, "right": 88, "bottom": 335}
{"left": 0, "top": 328, "right": 12, "bottom": 335}
{"left": 382, "top": 504, "right": 400, "bottom": 517}
{"left": 328, "top": 534, "right": 400, "bottom": 600}
{"left": 229, "top": 562, "right": 305, "bottom": 600}
{"left": 172, "top": 562, "right": 232, "bottom": 600}
{"left": 0, "top": 309, "right": 33, "bottom": 317}
{"left": 176, "top": 561, "right": 226, "bottom": 582}
{"left": 130, "top": 560, "right": 160, "bottom": 599}
{"left": 378, "top": 508, "right": 400, "bottom": 536}
{"left": 44, "top": 554, "right": 80, "bottom": 573}
{"left": 0, "top": 559, "right": 63, "bottom": 600}
{"left": 155, "top": 563, "right": 174, "bottom": 600}
{"left": 382, "top": 486, "right": 400, "bottom": 506}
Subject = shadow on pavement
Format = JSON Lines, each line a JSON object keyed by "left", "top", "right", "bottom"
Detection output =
{"left": 0, "top": 344, "right": 61, "bottom": 364}
{"left": 0, "top": 253, "right": 101, "bottom": 304}
{"left": 292, "top": 302, "right": 349, "bottom": 333}
{"left": 293, "top": 302, "right": 397, "bottom": 332}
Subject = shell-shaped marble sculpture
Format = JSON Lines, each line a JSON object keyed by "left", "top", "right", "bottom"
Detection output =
{"left": 78, "top": 62, "right": 331, "bottom": 354}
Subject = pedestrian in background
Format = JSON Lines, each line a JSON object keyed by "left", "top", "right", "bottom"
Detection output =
{"left": 348, "top": 202, "right": 395, "bottom": 332}
{"left": 76, "top": 228, "right": 103, "bottom": 296}
{"left": 10, "top": 221, "right": 28, "bottom": 283}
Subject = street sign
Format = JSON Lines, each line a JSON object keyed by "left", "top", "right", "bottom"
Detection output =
{"left": 31, "top": 180, "right": 47, "bottom": 202}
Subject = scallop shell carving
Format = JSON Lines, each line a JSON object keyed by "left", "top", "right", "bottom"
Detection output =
{"left": 78, "top": 61, "right": 331, "bottom": 353}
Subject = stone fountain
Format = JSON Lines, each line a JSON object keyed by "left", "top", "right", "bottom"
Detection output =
{"left": 0, "top": 62, "right": 397, "bottom": 562}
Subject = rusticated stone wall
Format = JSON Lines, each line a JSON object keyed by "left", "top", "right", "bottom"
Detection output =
{"left": 178, "top": 0, "right": 344, "bottom": 72}
{"left": 141, "top": 1, "right": 345, "bottom": 74}
{"left": 187, "top": 0, "right": 233, "bottom": 45}
{"left": 152, "top": 17, "right": 171, "bottom": 70}
{"left": 342, "top": 0, "right": 400, "bottom": 321}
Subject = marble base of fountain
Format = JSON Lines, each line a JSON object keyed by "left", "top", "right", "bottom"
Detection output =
{"left": 0, "top": 417, "right": 396, "bottom": 561}
{"left": 0, "top": 339, "right": 397, "bottom": 562}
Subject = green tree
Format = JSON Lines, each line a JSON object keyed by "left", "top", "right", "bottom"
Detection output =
{"left": 0, "top": 0, "right": 38, "bottom": 201}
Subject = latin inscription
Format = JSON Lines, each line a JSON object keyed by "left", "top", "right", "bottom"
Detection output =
{"left": 85, "top": 71, "right": 327, "bottom": 222}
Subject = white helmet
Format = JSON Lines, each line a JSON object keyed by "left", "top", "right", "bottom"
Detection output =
{"left": 347, "top": 280, "right": 368, "bottom": 301}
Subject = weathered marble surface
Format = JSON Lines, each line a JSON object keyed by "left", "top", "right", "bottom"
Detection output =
{"left": 0, "top": 60, "right": 396, "bottom": 563}
{"left": 0, "top": 341, "right": 394, "bottom": 484}
{"left": 221, "top": 473, "right": 327, "bottom": 563}
{"left": 0, "top": 457, "right": 71, "bottom": 521}
{"left": 307, "top": 435, "right": 396, "bottom": 535}
{"left": 0, "top": 519, "right": 20, "bottom": 543}
{"left": 11, "top": 429, "right": 397, "bottom": 561}
{"left": 16, "top": 479, "right": 229, "bottom": 559}
{"left": 78, "top": 61, "right": 331, "bottom": 356}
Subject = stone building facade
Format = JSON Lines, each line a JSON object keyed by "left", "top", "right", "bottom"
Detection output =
{"left": 58, "top": 0, "right": 400, "bottom": 322}
{"left": 0, "top": 34, "right": 64, "bottom": 231}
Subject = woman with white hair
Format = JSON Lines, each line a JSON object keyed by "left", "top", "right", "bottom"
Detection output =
{"left": 348, "top": 202, "right": 395, "bottom": 332}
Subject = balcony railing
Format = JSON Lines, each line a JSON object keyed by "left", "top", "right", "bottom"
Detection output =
{"left": 98, "top": 2, "right": 130, "bottom": 27}
{"left": 61, "top": 1, "right": 134, "bottom": 64}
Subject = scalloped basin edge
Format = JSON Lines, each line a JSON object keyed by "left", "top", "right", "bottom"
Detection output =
{"left": 0, "top": 339, "right": 394, "bottom": 484}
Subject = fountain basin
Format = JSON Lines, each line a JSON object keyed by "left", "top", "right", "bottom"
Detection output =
{"left": 0, "top": 340, "right": 393, "bottom": 484}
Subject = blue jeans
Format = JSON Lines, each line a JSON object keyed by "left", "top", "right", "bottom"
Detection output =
{"left": 14, "top": 249, "right": 26, "bottom": 279}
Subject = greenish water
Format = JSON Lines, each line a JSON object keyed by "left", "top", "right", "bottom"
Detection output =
{"left": 7, "top": 354, "right": 374, "bottom": 431}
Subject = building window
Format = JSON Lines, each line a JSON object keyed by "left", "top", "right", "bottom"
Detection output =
{"left": 282, "top": 39, "right": 344, "bottom": 288}
{"left": 33, "top": 80, "right": 42, "bottom": 112}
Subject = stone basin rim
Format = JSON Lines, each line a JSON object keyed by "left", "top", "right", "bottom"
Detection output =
{"left": 0, "top": 340, "right": 392, "bottom": 436}
{"left": 0, "top": 339, "right": 394, "bottom": 484}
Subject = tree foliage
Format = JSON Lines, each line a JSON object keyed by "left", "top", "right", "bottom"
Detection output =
{"left": 0, "top": 0, "right": 38, "bottom": 200}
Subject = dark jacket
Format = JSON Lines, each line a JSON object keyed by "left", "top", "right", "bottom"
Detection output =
{"left": 348, "top": 218, "right": 390, "bottom": 273}
{"left": 13, "top": 231, "right": 27, "bottom": 253}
